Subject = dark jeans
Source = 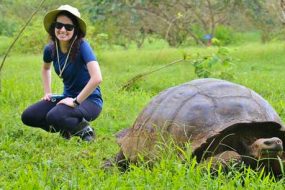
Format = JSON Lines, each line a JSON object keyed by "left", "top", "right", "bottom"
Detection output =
{"left": 21, "top": 99, "right": 102, "bottom": 133}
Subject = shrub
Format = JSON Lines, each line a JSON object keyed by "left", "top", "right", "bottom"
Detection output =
{"left": 0, "top": 18, "right": 18, "bottom": 37}
{"left": 214, "top": 25, "right": 235, "bottom": 45}
{"left": 0, "top": 36, "right": 13, "bottom": 56}
{"left": 13, "top": 18, "right": 47, "bottom": 54}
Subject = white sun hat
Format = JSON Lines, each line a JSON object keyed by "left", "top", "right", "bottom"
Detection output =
{"left": 43, "top": 4, "right": 86, "bottom": 36}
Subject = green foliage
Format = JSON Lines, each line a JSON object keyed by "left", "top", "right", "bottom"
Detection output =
{"left": 190, "top": 47, "right": 236, "bottom": 80}
{"left": 0, "top": 0, "right": 283, "bottom": 52}
{"left": 0, "top": 18, "right": 18, "bottom": 36}
{"left": 13, "top": 18, "right": 47, "bottom": 54}
{"left": 214, "top": 25, "right": 235, "bottom": 45}
{"left": 232, "top": 31, "right": 261, "bottom": 45}
{"left": 238, "top": 0, "right": 280, "bottom": 43}
{"left": 0, "top": 36, "right": 12, "bottom": 56}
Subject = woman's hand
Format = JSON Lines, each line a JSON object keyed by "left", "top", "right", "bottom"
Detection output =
{"left": 57, "top": 97, "right": 75, "bottom": 107}
{"left": 42, "top": 93, "right": 52, "bottom": 101}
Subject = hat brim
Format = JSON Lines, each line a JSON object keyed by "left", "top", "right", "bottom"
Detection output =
{"left": 43, "top": 9, "right": 86, "bottom": 36}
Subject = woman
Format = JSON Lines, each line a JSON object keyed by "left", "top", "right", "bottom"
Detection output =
{"left": 21, "top": 5, "right": 103, "bottom": 142}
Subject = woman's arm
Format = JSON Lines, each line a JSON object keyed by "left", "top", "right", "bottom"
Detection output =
{"left": 76, "top": 60, "right": 102, "bottom": 103}
{"left": 58, "top": 60, "right": 102, "bottom": 107}
{"left": 42, "top": 62, "right": 52, "bottom": 101}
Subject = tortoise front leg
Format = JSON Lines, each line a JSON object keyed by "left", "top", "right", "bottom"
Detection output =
{"left": 115, "top": 150, "right": 129, "bottom": 171}
{"left": 103, "top": 150, "right": 129, "bottom": 172}
{"left": 203, "top": 151, "right": 242, "bottom": 171}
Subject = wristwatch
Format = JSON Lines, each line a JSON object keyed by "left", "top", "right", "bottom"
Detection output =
{"left": 73, "top": 97, "right": 80, "bottom": 107}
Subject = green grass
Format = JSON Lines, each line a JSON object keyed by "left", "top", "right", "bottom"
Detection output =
{"left": 0, "top": 36, "right": 12, "bottom": 56}
{"left": 1, "top": 41, "right": 285, "bottom": 189}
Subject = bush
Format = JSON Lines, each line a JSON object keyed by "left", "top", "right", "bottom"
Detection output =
{"left": 13, "top": 18, "right": 47, "bottom": 54}
{"left": 0, "top": 36, "right": 13, "bottom": 56}
{"left": 0, "top": 18, "right": 19, "bottom": 37}
{"left": 214, "top": 25, "right": 235, "bottom": 45}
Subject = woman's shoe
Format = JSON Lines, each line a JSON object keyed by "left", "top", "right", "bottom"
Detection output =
{"left": 63, "top": 119, "right": 95, "bottom": 142}
{"left": 80, "top": 126, "right": 95, "bottom": 141}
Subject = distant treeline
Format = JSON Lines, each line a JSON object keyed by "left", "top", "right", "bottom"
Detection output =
{"left": 1, "top": 0, "right": 284, "bottom": 53}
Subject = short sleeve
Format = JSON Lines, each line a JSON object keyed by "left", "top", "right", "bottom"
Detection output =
{"left": 80, "top": 40, "right": 97, "bottom": 64}
{"left": 43, "top": 44, "right": 53, "bottom": 63}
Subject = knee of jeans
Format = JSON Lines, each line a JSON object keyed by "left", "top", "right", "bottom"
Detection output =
{"left": 46, "top": 111, "right": 61, "bottom": 125}
{"left": 21, "top": 110, "right": 33, "bottom": 126}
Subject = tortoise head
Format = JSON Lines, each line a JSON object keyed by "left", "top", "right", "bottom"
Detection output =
{"left": 248, "top": 137, "right": 283, "bottom": 159}
{"left": 240, "top": 136, "right": 285, "bottom": 176}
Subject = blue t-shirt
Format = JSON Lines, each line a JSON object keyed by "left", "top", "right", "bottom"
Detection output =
{"left": 43, "top": 40, "right": 103, "bottom": 107}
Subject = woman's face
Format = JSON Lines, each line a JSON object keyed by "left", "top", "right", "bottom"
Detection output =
{"left": 55, "top": 15, "right": 75, "bottom": 42}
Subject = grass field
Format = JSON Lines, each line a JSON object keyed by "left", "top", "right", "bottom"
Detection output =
{"left": 0, "top": 41, "right": 285, "bottom": 189}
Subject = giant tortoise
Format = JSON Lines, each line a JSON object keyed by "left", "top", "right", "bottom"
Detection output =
{"left": 108, "top": 78, "right": 285, "bottom": 175}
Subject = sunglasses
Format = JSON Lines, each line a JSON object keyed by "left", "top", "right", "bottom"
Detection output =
{"left": 54, "top": 22, "right": 75, "bottom": 31}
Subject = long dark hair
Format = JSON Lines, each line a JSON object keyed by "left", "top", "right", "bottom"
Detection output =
{"left": 48, "top": 11, "right": 84, "bottom": 60}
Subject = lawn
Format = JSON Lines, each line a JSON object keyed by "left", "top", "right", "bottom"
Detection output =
{"left": 0, "top": 42, "right": 285, "bottom": 189}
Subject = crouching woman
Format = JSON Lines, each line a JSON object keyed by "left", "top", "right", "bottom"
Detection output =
{"left": 21, "top": 5, "right": 103, "bottom": 141}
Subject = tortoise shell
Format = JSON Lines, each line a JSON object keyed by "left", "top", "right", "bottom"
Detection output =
{"left": 117, "top": 78, "right": 285, "bottom": 161}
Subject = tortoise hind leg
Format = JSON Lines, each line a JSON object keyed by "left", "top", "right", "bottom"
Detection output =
{"left": 103, "top": 150, "right": 129, "bottom": 172}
